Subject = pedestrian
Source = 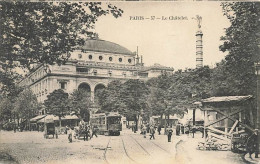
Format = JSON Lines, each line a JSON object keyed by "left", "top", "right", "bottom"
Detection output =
{"left": 246, "top": 130, "right": 259, "bottom": 158}
{"left": 142, "top": 125, "right": 147, "bottom": 138}
{"left": 150, "top": 126, "right": 155, "bottom": 140}
{"left": 181, "top": 124, "right": 184, "bottom": 134}
{"left": 132, "top": 123, "right": 134, "bottom": 132}
{"left": 147, "top": 124, "right": 150, "bottom": 133}
{"left": 176, "top": 123, "right": 181, "bottom": 136}
{"left": 91, "top": 125, "right": 98, "bottom": 138}
{"left": 65, "top": 125, "right": 69, "bottom": 134}
{"left": 166, "top": 126, "right": 173, "bottom": 142}
{"left": 68, "top": 127, "right": 73, "bottom": 143}
{"left": 157, "top": 125, "right": 161, "bottom": 135}
{"left": 13, "top": 124, "right": 16, "bottom": 133}
{"left": 140, "top": 124, "right": 144, "bottom": 134}
{"left": 191, "top": 126, "right": 196, "bottom": 138}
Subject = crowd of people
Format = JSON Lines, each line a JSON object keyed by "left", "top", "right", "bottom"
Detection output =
{"left": 130, "top": 122, "right": 199, "bottom": 143}
{"left": 66, "top": 120, "right": 98, "bottom": 143}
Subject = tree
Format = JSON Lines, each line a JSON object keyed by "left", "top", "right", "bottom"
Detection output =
{"left": 0, "top": 2, "right": 123, "bottom": 71}
{"left": 69, "top": 89, "right": 92, "bottom": 122}
{"left": 14, "top": 88, "right": 39, "bottom": 130}
{"left": 218, "top": 2, "right": 260, "bottom": 96}
{"left": 44, "top": 89, "right": 70, "bottom": 130}
{"left": 120, "top": 79, "right": 149, "bottom": 131}
{"left": 95, "top": 80, "right": 125, "bottom": 113}
{"left": 0, "top": 97, "right": 13, "bottom": 124}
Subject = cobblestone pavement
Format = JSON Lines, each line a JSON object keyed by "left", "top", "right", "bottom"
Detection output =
{"left": 0, "top": 129, "right": 251, "bottom": 164}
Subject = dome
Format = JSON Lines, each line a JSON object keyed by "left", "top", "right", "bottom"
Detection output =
{"left": 81, "top": 39, "right": 134, "bottom": 56}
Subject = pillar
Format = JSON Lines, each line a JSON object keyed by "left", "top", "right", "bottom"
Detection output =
{"left": 196, "top": 30, "right": 203, "bottom": 68}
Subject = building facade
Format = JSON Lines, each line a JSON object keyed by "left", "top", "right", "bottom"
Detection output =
{"left": 18, "top": 39, "right": 174, "bottom": 103}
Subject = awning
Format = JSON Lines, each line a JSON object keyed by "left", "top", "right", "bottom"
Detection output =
{"left": 201, "top": 95, "right": 253, "bottom": 103}
{"left": 30, "top": 115, "right": 47, "bottom": 122}
{"left": 37, "top": 115, "right": 79, "bottom": 123}
{"left": 62, "top": 115, "right": 79, "bottom": 120}
{"left": 37, "top": 115, "right": 59, "bottom": 123}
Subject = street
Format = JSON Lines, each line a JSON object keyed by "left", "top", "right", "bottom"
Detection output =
{"left": 0, "top": 129, "right": 248, "bottom": 164}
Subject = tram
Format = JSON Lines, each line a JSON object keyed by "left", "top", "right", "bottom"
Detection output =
{"left": 90, "top": 112, "right": 122, "bottom": 136}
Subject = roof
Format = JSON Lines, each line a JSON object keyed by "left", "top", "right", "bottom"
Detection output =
{"left": 30, "top": 115, "right": 47, "bottom": 122}
{"left": 201, "top": 95, "right": 253, "bottom": 104}
{"left": 37, "top": 114, "right": 79, "bottom": 123}
{"left": 37, "top": 115, "right": 59, "bottom": 123}
{"left": 91, "top": 112, "right": 121, "bottom": 118}
{"left": 140, "top": 63, "right": 174, "bottom": 72}
{"left": 80, "top": 39, "right": 134, "bottom": 56}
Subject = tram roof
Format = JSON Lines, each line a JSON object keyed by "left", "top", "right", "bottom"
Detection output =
{"left": 91, "top": 112, "right": 121, "bottom": 118}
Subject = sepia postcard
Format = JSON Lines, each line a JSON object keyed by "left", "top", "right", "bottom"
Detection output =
{"left": 0, "top": 1, "right": 259, "bottom": 164}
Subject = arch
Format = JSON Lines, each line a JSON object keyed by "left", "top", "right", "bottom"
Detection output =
{"left": 78, "top": 83, "right": 91, "bottom": 92}
{"left": 94, "top": 83, "right": 106, "bottom": 93}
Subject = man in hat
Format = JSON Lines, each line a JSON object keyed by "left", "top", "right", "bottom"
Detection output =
{"left": 150, "top": 125, "right": 155, "bottom": 140}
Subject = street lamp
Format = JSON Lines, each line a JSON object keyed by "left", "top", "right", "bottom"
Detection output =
{"left": 254, "top": 32, "right": 260, "bottom": 158}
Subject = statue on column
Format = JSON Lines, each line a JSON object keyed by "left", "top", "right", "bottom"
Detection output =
{"left": 193, "top": 15, "right": 202, "bottom": 29}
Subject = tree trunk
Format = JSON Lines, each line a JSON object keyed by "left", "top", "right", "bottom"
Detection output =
{"left": 193, "top": 109, "right": 196, "bottom": 126}
{"left": 167, "top": 114, "right": 170, "bottom": 127}
{"left": 135, "top": 115, "right": 138, "bottom": 131}
{"left": 17, "top": 114, "right": 20, "bottom": 126}
{"left": 160, "top": 114, "right": 163, "bottom": 126}
{"left": 164, "top": 114, "right": 167, "bottom": 135}
{"left": 59, "top": 116, "right": 62, "bottom": 133}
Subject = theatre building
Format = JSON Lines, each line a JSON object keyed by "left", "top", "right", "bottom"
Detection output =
{"left": 18, "top": 39, "right": 174, "bottom": 104}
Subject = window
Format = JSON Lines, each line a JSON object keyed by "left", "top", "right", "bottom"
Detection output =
{"left": 109, "top": 57, "right": 113, "bottom": 61}
{"left": 89, "top": 55, "right": 92, "bottom": 60}
{"left": 76, "top": 67, "right": 88, "bottom": 73}
{"left": 93, "top": 69, "right": 97, "bottom": 75}
{"left": 59, "top": 82, "right": 67, "bottom": 90}
{"left": 78, "top": 54, "right": 82, "bottom": 59}
{"left": 128, "top": 59, "right": 132, "bottom": 63}
{"left": 122, "top": 72, "right": 126, "bottom": 77}
{"left": 119, "top": 58, "right": 122, "bottom": 62}
{"left": 99, "top": 56, "right": 103, "bottom": 60}
{"left": 108, "top": 70, "right": 112, "bottom": 76}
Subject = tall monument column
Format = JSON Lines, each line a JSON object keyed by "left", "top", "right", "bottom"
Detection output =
{"left": 194, "top": 15, "right": 203, "bottom": 68}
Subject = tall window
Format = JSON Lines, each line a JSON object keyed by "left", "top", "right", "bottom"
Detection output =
{"left": 59, "top": 82, "right": 67, "bottom": 90}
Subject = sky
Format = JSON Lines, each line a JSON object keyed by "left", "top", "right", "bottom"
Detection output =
{"left": 95, "top": 2, "right": 231, "bottom": 70}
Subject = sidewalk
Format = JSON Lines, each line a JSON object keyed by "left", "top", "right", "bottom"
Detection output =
{"left": 175, "top": 133, "right": 246, "bottom": 164}
{"left": 244, "top": 153, "right": 260, "bottom": 164}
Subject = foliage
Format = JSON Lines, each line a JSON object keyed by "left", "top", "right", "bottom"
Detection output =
{"left": 95, "top": 80, "right": 125, "bottom": 113}
{"left": 218, "top": 2, "right": 260, "bottom": 96}
{"left": 96, "top": 79, "right": 149, "bottom": 125}
{"left": 13, "top": 88, "right": 39, "bottom": 130}
{"left": 69, "top": 89, "right": 92, "bottom": 121}
{"left": 0, "top": 70, "right": 23, "bottom": 97}
{"left": 146, "top": 67, "right": 212, "bottom": 118}
{"left": 0, "top": 2, "right": 123, "bottom": 71}
{"left": 0, "top": 97, "right": 13, "bottom": 122}
{"left": 120, "top": 79, "right": 149, "bottom": 120}
{"left": 44, "top": 89, "right": 70, "bottom": 117}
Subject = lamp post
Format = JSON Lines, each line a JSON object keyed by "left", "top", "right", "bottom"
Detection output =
{"left": 254, "top": 33, "right": 260, "bottom": 157}
{"left": 255, "top": 62, "right": 260, "bottom": 158}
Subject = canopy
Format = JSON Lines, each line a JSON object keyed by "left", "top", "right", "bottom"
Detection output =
{"left": 30, "top": 115, "right": 46, "bottom": 122}
{"left": 201, "top": 95, "right": 253, "bottom": 104}
{"left": 37, "top": 115, "right": 79, "bottom": 123}
{"left": 63, "top": 115, "right": 79, "bottom": 120}
{"left": 37, "top": 115, "right": 58, "bottom": 123}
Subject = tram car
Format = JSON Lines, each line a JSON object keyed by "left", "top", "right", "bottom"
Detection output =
{"left": 90, "top": 112, "right": 122, "bottom": 136}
